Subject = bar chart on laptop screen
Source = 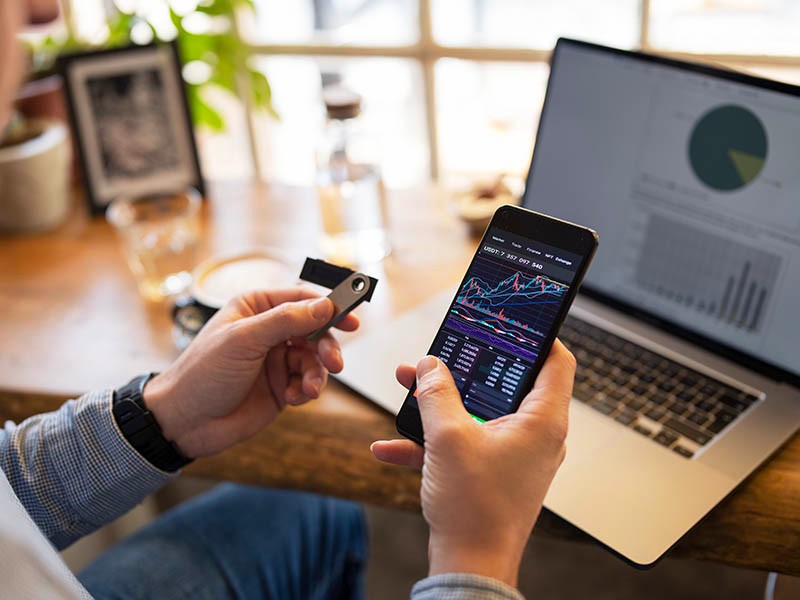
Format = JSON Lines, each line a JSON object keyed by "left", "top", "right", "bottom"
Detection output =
{"left": 633, "top": 214, "right": 782, "bottom": 333}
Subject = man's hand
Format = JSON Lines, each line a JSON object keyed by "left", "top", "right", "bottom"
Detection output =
{"left": 371, "top": 341, "right": 576, "bottom": 588}
{"left": 143, "top": 288, "right": 358, "bottom": 459}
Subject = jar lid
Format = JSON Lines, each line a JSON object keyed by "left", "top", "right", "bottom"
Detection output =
{"left": 323, "top": 86, "right": 362, "bottom": 120}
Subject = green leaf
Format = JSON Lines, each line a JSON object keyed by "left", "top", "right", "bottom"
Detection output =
{"left": 249, "top": 70, "right": 274, "bottom": 111}
{"left": 197, "top": 0, "right": 255, "bottom": 20}
{"left": 106, "top": 13, "right": 135, "bottom": 47}
{"left": 178, "top": 31, "right": 216, "bottom": 63}
{"left": 209, "top": 58, "right": 238, "bottom": 95}
{"left": 196, "top": 4, "right": 227, "bottom": 16}
{"left": 169, "top": 8, "right": 184, "bottom": 32}
{"left": 187, "top": 85, "right": 226, "bottom": 131}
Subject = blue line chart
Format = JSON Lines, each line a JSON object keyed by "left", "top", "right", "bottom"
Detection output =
{"left": 450, "top": 262, "right": 569, "bottom": 352}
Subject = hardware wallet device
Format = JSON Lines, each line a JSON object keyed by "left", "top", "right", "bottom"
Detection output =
{"left": 396, "top": 205, "right": 598, "bottom": 443}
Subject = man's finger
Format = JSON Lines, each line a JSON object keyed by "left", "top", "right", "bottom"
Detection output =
{"left": 237, "top": 287, "right": 322, "bottom": 315}
{"left": 250, "top": 298, "right": 334, "bottom": 347}
{"left": 235, "top": 289, "right": 360, "bottom": 333}
{"left": 517, "top": 339, "right": 576, "bottom": 418}
{"left": 371, "top": 439, "right": 425, "bottom": 469}
{"left": 286, "top": 348, "right": 327, "bottom": 397}
{"left": 317, "top": 335, "right": 344, "bottom": 373}
{"left": 395, "top": 363, "right": 416, "bottom": 390}
{"left": 334, "top": 312, "right": 360, "bottom": 332}
{"left": 265, "top": 344, "right": 289, "bottom": 408}
{"left": 415, "top": 356, "right": 470, "bottom": 433}
{"left": 284, "top": 375, "right": 311, "bottom": 405}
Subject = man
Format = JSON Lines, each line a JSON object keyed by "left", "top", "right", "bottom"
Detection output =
{"left": 0, "top": 2, "right": 576, "bottom": 598}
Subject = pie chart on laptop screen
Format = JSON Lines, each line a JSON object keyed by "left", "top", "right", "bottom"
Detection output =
{"left": 688, "top": 104, "right": 768, "bottom": 192}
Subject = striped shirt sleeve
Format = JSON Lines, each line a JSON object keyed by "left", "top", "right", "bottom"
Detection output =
{"left": 0, "top": 389, "right": 175, "bottom": 549}
{"left": 411, "top": 573, "right": 526, "bottom": 600}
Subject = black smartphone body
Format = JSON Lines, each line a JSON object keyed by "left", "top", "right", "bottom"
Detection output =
{"left": 396, "top": 205, "right": 599, "bottom": 444}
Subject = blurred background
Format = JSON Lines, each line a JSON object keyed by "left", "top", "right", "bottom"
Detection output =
{"left": 8, "top": 3, "right": 800, "bottom": 597}
{"left": 24, "top": 0, "right": 800, "bottom": 190}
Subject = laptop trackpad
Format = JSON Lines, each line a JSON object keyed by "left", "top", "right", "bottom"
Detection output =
{"left": 564, "top": 402, "right": 619, "bottom": 463}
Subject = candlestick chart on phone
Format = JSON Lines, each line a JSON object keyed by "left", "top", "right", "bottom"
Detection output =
{"left": 446, "top": 254, "right": 569, "bottom": 359}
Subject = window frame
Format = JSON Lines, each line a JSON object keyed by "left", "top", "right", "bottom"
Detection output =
{"left": 243, "top": 0, "right": 800, "bottom": 180}
{"left": 66, "top": 0, "right": 800, "bottom": 181}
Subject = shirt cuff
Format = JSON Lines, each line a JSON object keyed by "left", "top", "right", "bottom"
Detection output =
{"left": 45, "top": 389, "right": 176, "bottom": 541}
{"left": 411, "top": 573, "right": 525, "bottom": 600}
{"left": 104, "top": 389, "right": 182, "bottom": 481}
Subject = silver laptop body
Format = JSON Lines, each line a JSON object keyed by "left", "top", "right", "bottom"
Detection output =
{"left": 338, "top": 39, "right": 800, "bottom": 566}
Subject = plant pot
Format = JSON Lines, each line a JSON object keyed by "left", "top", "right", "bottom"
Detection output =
{"left": 15, "top": 74, "right": 81, "bottom": 183}
{"left": 0, "top": 119, "right": 72, "bottom": 232}
{"left": 15, "top": 74, "right": 69, "bottom": 123}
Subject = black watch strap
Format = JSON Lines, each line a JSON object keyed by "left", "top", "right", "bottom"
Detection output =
{"left": 112, "top": 374, "right": 193, "bottom": 473}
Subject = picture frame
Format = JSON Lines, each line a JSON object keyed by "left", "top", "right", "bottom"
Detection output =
{"left": 59, "top": 42, "right": 205, "bottom": 214}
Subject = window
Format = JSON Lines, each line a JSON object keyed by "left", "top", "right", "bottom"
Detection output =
{"left": 252, "top": 55, "right": 428, "bottom": 187}
{"left": 61, "top": 1, "right": 800, "bottom": 185}
{"left": 431, "top": 0, "right": 641, "bottom": 49}
{"left": 247, "top": 0, "right": 419, "bottom": 46}
{"left": 245, "top": 0, "right": 800, "bottom": 186}
{"left": 648, "top": 0, "right": 800, "bottom": 55}
{"left": 435, "top": 60, "right": 549, "bottom": 179}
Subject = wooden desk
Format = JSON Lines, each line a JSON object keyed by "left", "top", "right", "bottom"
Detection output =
{"left": 1, "top": 181, "right": 798, "bottom": 576}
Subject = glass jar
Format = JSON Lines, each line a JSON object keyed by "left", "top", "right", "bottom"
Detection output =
{"left": 316, "top": 86, "right": 390, "bottom": 265}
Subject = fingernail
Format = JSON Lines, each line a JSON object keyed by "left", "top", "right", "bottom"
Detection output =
{"left": 311, "top": 376, "right": 324, "bottom": 394}
{"left": 417, "top": 355, "right": 439, "bottom": 378}
{"left": 310, "top": 297, "right": 331, "bottom": 320}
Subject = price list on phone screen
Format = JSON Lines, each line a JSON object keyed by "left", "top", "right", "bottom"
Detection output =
{"left": 430, "top": 332, "right": 530, "bottom": 419}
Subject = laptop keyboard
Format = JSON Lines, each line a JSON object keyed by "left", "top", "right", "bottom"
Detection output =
{"left": 560, "top": 316, "right": 761, "bottom": 459}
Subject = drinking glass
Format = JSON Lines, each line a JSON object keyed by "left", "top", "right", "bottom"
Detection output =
{"left": 107, "top": 187, "right": 201, "bottom": 302}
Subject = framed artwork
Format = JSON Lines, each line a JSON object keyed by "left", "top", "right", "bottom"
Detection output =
{"left": 59, "top": 42, "right": 204, "bottom": 214}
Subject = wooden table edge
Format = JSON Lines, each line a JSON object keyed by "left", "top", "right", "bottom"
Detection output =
{"left": 2, "top": 385, "right": 797, "bottom": 576}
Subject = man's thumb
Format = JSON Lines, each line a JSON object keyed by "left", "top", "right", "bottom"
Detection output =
{"left": 415, "top": 356, "right": 470, "bottom": 433}
{"left": 251, "top": 297, "right": 333, "bottom": 347}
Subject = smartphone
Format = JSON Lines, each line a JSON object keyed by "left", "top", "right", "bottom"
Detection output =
{"left": 396, "top": 205, "right": 598, "bottom": 444}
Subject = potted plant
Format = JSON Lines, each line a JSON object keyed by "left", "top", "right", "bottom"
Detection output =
{"left": 18, "top": 0, "right": 275, "bottom": 133}
{"left": 0, "top": 112, "right": 71, "bottom": 232}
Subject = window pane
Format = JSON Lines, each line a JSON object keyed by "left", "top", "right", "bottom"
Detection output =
{"left": 195, "top": 89, "right": 254, "bottom": 181}
{"left": 432, "top": 0, "right": 640, "bottom": 49}
{"left": 252, "top": 56, "right": 428, "bottom": 187}
{"left": 244, "top": 0, "right": 418, "bottom": 45}
{"left": 69, "top": 0, "right": 107, "bottom": 42}
{"left": 649, "top": 0, "right": 800, "bottom": 55}
{"left": 735, "top": 66, "right": 800, "bottom": 86}
{"left": 436, "top": 59, "right": 549, "bottom": 181}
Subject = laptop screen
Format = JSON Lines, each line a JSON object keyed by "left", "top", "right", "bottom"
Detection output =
{"left": 523, "top": 39, "right": 800, "bottom": 381}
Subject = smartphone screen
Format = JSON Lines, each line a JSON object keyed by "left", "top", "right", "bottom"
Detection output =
{"left": 401, "top": 214, "right": 595, "bottom": 426}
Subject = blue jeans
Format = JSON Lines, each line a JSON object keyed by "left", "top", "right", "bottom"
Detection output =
{"left": 78, "top": 484, "right": 368, "bottom": 600}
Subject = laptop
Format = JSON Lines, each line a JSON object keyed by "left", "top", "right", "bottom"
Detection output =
{"left": 338, "top": 38, "right": 800, "bottom": 566}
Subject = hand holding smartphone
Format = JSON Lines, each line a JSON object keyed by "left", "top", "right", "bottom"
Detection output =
{"left": 396, "top": 205, "right": 598, "bottom": 443}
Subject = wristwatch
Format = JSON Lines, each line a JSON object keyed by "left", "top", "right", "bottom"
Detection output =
{"left": 112, "top": 373, "right": 193, "bottom": 473}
